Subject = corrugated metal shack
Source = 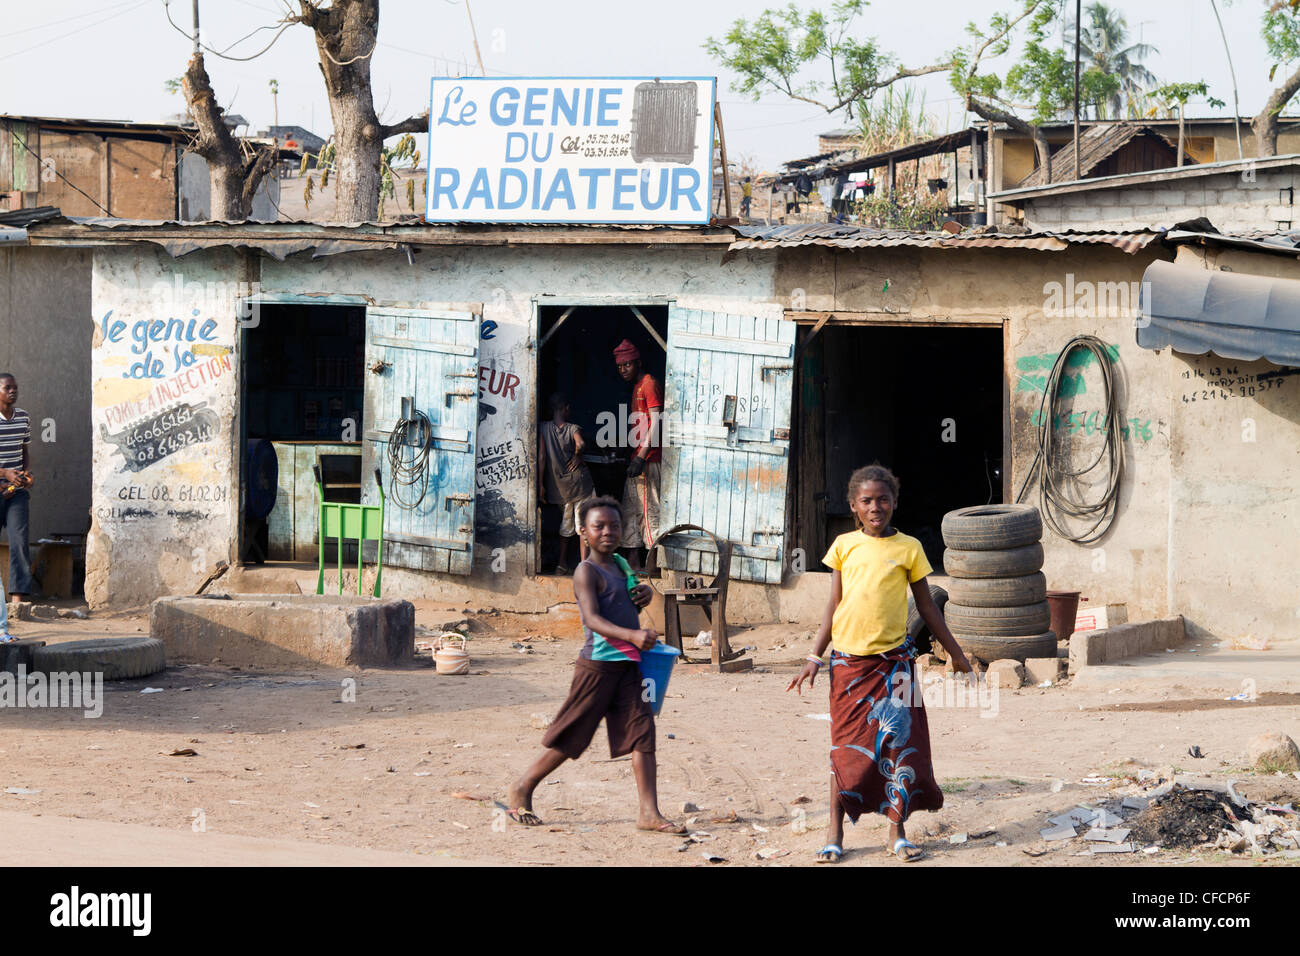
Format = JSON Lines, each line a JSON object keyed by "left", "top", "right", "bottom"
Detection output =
{"left": 21, "top": 216, "right": 1300, "bottom": 647}
{"left": 0, "top": 114, "right": 285, "bottom": 221}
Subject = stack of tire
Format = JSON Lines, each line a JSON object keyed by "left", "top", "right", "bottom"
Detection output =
{"left": 939, "top": 504, "right": 1054, "bottom": 663}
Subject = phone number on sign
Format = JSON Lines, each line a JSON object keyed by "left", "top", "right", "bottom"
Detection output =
{"left": 117, "top": 484, "right": 228, "bottom": 503}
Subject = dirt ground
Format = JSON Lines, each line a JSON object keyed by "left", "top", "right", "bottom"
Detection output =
{"left": 2, "top": 602, "right": 1298, "bottom": 867}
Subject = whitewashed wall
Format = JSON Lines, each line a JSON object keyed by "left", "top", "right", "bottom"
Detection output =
{"left": 83, "top": 237, "right": 1300, "bottom": 648}
{"left": 773, "top": 244, "right": 1177, "bottom": 627}
{"left": 1164, "top": 245, "right": 1300, "bottom": 645}
{"left": 88, "top": 246, "right": 249, "bottom": 606}
{"left": 262, "top": 245, "right": 779, "bottom": 581}
{"left": 87, "top": 241, "right": 776, "bottom": 606}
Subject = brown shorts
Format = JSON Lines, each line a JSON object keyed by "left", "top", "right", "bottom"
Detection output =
{"left": 542, "top": 658, "right": 655, "bottom": 760}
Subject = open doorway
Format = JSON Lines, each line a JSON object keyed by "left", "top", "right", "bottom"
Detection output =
{"left": 240, "top": 303, "right": 366, "bottom": 563}
{"left": 534, "top": 303, "right": 668, "bottom": 573}
{"left": 792, "top": 323, "right": 1004, "bottom": 571}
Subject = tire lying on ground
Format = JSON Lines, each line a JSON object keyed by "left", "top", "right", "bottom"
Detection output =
{"left": 944, "top": 600, "right": 1052, "bottom": 636}
{"left": 31, "top": 637, "right": 166, "bottom": 680}
{"left": 943, "top": 543, "right": 1044, "bottom": 579}
{"left": 941, "top": 504, "right": 1042, "bottom": 551}
{"left": 946, "top": 571, "right": 1047, "bottom": 608}
{"left": 949, "top": 630, "right": 1057, "bottom": 664}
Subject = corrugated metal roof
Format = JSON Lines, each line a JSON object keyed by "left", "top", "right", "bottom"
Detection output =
{"left": 0, "top": 114, "right": 193, "bottom": 140}
{"left": 774, "top": 127, "right": 986, "bottom": 184}
{"left": 59, "top": 216, "right": 711, "bottom": 232}
{"left": 24, "top": 215, "right": 1160, "bottom": 257}
{"left": 24, "top": 216, "right": 736, "bottom": 258}
{"left": 727, "top": 223, "right": 1160, "bottom": 253}
{"left": 993, "top": 154, "right": 1300, "bottom": 203}
{"left": 0, "top": 206, "right": 60, "bottom": 229}
{"left": 0, "top": 206, "right": 60, "bottom": 245}
{"left": 1164, "top": 228, "right": 1300, "bottom": 256}
{"left": 1016, "top": 123, "right": 1183, "bottom": 189}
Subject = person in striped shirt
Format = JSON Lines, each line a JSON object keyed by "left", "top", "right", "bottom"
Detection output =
{"left": 0, "top": 374, "right": 33, "bottom": 608}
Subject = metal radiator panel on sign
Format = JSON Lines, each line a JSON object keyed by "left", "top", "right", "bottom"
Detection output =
{"left": 658, "top": 307, "right": 795, "bottom": 584}
{"left": 362, "top": 306, "right": 480, "bottom": 575}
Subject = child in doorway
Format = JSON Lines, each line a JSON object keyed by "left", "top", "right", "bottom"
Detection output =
{"left": 506, "top": 496, "right": 684, "bottom": 834}
{"left": 788, "top": 463, "right": 973, "bottom": 863}
{"left": 538, "top": 392, "right": 595, "bottom": 573}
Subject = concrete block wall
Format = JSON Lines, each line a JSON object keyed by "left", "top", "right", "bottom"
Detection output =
{"left": 1022, "top": 167, "right": 1299, "bottom": 230}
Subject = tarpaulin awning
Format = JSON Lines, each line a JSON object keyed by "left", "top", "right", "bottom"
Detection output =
{"left": 1137, "top": 259, "right": 1300, "bottom": 367}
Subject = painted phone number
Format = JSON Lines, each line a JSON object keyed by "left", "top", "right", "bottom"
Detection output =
{"left": 117, "top": 484, "right": 229, "bottom": 503}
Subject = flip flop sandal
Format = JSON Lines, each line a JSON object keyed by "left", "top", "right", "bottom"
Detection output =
{"left": 815, "top": 844, "right": 843, "bottom": 863}
{"left": 508, "top": 808, "right": 544, "bottom": 826}
{"left": 638, "top": 821, "right": 687, "bottom": 834}
{"left": 890, "top": 838, "right": 924, "bottom": 862}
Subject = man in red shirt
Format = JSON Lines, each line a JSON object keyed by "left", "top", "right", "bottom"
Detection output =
{"left": 613, "top": 340, "right": 661, "bottom": 568}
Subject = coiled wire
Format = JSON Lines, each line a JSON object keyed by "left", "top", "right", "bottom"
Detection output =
{"left": 1015, "top": 335, "right": 1124, "bottom": 544}
{"left": 386, "top": 410, "right": 433, "bottom": 509}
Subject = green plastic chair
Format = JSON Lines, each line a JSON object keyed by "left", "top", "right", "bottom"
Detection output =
{"left": 316, "top": 465, "right": 385, "bottom": 597}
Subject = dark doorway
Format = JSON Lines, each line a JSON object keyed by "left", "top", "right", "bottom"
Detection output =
{"left": 239, "top": 303, "right": 366, "bottom": 563}
{"left": 792, "top": 323, "right": 1004, "bottom": 571}
{"left": 535, "top": 304, "right": 668, "bottom": 573}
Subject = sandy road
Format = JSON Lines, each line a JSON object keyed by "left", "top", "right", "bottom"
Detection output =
{"left": 1, "top": 609, "right": 1297, "bottom": 866}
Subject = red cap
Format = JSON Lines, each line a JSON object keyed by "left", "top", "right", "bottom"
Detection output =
{"left": 613, "top": 339, "right": 641, "bottom": 363}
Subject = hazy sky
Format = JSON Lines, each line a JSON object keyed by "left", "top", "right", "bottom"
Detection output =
{"left": 0, "top": 0, "right": 1285, "bottom": 171}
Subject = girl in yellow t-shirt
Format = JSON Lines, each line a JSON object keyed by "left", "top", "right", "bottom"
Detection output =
{"left": 788, "top": 463, "right": 972, "bottom": 863}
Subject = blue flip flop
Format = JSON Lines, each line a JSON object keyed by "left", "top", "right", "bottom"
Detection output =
{"left": 815, "top": 843, "right": 843, "bottom": 863}
{"left": 891, "top": 838, "right": 924, "bottom": 862}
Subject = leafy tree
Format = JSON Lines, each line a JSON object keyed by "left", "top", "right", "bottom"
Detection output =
{"left": 1255, "top": 0, "right": 1300, "bottom": 156}
{"left": 705, "top": 0, "right": 952, "bottom": 120}
{"left": 1067, "top": 2, "right": 1158, "bottom": 118}
{"left": 952, "top": 0, "right": 1117, "bottom": 181}
{"left": 1152, "top": 81, "right": 1226, "bottom": 165}
{"left": 708, "top": 0, "right": 1122, "bottom": 188}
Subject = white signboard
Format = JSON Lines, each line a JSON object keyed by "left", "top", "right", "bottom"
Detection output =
{"left": 425, "top": 76, "right": 715, "bottom": 225}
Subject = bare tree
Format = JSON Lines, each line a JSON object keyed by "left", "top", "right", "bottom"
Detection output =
{"left": 180, "top": 53, "right": 279, "bottom": 220}
{"left": 289, "top": 0, "right": 428, "bottom": 221}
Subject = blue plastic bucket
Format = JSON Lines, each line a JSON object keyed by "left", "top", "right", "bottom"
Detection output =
{"left": 638, "top": 642, "right": 681, "bottom": 716}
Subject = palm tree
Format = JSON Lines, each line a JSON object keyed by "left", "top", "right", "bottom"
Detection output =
{"left": 1066, "top": 2, "right": 1159, "bottom": 119}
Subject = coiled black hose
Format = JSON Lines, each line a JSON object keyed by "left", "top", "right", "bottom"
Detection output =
{"left": 386, "top": 410, "right": 433, "bottom": 509}
{"left": 1015, "top": 334, "right": 1124, "bottom": 544}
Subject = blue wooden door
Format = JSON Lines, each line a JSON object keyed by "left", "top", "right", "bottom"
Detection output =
{"left": 659, "top": 308, "right": 795, "bottom": 583}
{"left": 362, "top": 306, "right": 480, "bottom": 575}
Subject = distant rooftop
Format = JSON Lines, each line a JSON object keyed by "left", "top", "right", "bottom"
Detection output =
{"left": 991, "top": 152, "right": 1300, "bottom": 203}
{"left": 1015, "top": 122, "right": 1184, "bottom": 189}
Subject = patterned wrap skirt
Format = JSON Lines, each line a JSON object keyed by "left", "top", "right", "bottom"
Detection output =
{"left": 829, "top": 646, "right": 944, "bottom": 824}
